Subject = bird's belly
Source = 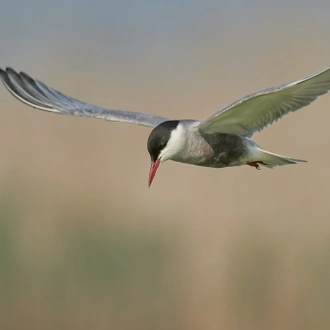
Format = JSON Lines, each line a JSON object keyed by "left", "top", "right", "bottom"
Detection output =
{"left": 173, "top": 153, "right": 243, "bottom": 168}
{"left": 172, "top": 133, "right": 248, "bottom": 168}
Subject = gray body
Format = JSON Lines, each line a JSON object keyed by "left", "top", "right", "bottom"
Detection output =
{"left": 170, "top": 120, "right": 248, "bottom": 168}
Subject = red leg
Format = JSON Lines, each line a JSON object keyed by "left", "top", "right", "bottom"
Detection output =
{"left": 247, "top": 161, "right": 265, "bottom": 170}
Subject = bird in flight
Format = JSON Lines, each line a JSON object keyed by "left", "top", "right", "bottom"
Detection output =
{"left": 1, "top": 67, "right": 330, "bottom": 186}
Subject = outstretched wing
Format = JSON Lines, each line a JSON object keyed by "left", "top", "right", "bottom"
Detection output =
{"left": 0, "top": 67, "right": 168, "bottom": 128}
{"left": 198, "top": 67, "right": 330, "bottom": 137}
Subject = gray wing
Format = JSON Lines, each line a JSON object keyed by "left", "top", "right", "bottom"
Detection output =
{"left": 198, "top": 67, "right": 330, "bottom": 137}
{"left": 0, "top": 67, "right": 168, "bottom": 128}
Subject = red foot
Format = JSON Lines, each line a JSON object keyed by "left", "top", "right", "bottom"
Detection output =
{"left": 247, "top": 161, "right": 266, "bottom": 170}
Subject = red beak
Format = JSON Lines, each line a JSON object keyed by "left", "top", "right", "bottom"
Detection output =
{"left": 148, "top": 158, "right": 161, "bottom": 187}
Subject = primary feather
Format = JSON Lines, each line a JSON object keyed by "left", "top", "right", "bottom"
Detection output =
{"left": 0, "top": 67, "right": 168, "bottom": 128}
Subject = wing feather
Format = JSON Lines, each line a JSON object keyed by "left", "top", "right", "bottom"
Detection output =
{"left": 198, "top": 67, "right": 330, "bottom": 137}
{"left": 0, "top": 67, "right": 168, "bottom": 128}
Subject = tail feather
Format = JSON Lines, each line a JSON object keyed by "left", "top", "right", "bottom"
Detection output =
{"left": 253, "top": 148, "right": 307, "bottom": 169}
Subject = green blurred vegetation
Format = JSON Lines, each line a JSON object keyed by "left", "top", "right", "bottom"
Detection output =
{"left": 0, "top": 187, "right": 330, "bottom": 330}
{"left": 0, "top": 188, "right": 183, "bottom": 330}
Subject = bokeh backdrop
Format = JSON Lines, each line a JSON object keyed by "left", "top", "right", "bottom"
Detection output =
{"left": 1, "top": 1, "right": 330, "bottom": 329}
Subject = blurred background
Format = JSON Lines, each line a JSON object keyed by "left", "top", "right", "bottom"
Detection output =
{"left": 1, "top": 0, "right": 330, "bottom": 329}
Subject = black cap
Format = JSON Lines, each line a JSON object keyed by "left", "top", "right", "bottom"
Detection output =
{"left": 147, "top": 120, "right": 179, "bottom": 162}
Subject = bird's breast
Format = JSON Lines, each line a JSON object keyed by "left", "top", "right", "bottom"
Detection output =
{"left": 172, "top": 131, "right": 248, "bottom": 168}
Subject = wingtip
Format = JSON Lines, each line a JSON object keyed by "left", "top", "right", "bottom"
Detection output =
{"left": 0, "top": 68, "right": 24, "bottom": 83}
{"left": 0, "top": 68, "right": 34, "bottom": 82}
{"left": 0, "top": 67, "right": 7, "bottom": 80}
{"left": 5, "top": 67, "right": 17, "bottom": 76}
{"left": 19, "top": 70, "right": 33, "bottom": 82}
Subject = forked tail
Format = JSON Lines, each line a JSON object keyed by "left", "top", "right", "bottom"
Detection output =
{"left": 252, "top": 148, "right": 307, "bottom": 169}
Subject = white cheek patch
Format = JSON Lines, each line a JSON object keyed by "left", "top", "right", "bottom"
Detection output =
{"left": 160, "top": 123, "right": 185, "bottom": 162}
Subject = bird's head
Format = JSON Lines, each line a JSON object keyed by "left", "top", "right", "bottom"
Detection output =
{"left": 147, "top": 120, "right": 183, "bottom": 186}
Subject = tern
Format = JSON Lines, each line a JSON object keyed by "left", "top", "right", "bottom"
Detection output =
{"left": 1, "top": 66, "right": 330, "bottom": 186}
